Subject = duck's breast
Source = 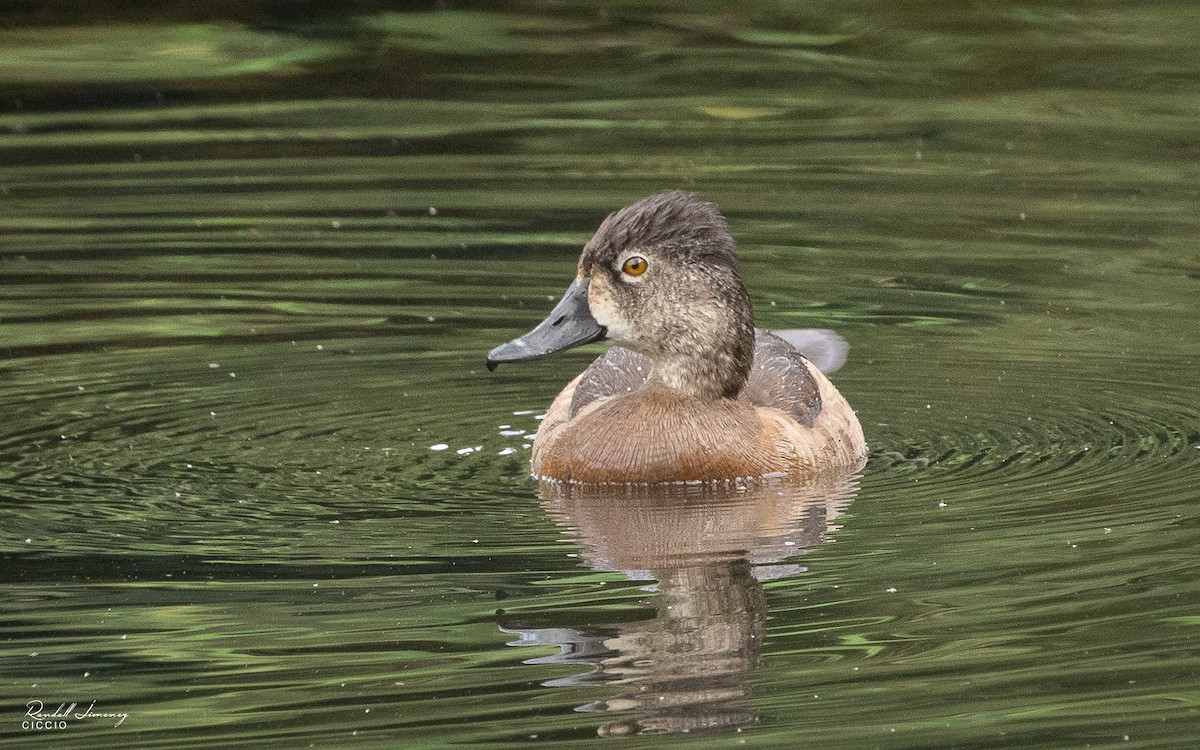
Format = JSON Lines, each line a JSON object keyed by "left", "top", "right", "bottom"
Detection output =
{"left": 535, "top": 386, "right": 788, "bottom": 483}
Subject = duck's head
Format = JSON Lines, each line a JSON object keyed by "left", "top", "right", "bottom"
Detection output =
{"left": 487, "top": 191, "right": 755, "bottom": 399}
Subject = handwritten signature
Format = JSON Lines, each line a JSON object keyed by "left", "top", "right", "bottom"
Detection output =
{"left": 25, "top": 700, "right": 128, "bottom": 728}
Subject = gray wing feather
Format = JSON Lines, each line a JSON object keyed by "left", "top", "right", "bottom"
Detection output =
{"left": 766, "top": 328, "right": 849, "bottom": 374}
{"left": 740, "top": 330, "right": 822, "bottom": 427}
{"left": 568, "top": 328, "right": 844, "bottom": 427}
{"left": 569, "top": 347, "right": 652, "bottom": 418}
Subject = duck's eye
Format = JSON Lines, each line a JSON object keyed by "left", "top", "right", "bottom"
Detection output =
{"left": 621, "top": 256, "right": 649, "bottom": 277}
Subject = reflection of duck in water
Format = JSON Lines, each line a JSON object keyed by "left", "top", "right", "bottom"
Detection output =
{"left": 501, "top": 476, "right": 860, "bottom": 735}
{"left": 488, "top": 191, "right": 867, "bottom": 484}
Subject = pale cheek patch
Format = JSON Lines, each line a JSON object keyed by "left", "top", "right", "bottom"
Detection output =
{"left": 588, "top": 276, "right": 637, "bottom": 343}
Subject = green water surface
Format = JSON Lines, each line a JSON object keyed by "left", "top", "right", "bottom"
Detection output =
{"left": 1, "top": 2, "right": 1198, "bottom": 748}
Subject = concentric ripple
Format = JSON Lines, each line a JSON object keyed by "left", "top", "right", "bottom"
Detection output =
{"left": 859, "top": 344, "right": 1200, "bottom": 523}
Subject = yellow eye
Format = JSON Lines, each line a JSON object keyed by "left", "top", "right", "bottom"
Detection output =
{"left": 621, "top": 255, "right": 648, "bottom": 277}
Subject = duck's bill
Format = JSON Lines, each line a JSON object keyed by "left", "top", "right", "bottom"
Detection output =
{"left": 487, "top": 278, "right": 606, "bottom": 371}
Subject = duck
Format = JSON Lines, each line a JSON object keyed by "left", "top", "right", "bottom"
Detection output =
{"left": 487, "top": 190, "right": 867, "bottom": 484}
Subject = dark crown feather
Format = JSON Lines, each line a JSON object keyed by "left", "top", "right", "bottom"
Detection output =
{"left": 584, "top": 191, "right": 736, "bottom": 264}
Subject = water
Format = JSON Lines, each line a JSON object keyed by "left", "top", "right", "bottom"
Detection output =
{"left": 2, "top": 2, "right": 1199, "bottom": 748}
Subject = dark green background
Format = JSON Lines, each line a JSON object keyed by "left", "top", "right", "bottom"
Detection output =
{"left": 1, "top": 2, "right": 1198, "bottom": 748}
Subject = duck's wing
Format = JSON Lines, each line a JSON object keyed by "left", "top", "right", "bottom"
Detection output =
{"left": 765, "top": 328, "right": 850, "bottom": 374}
{"left": 569, "top": 346, "right": 652, "bottom": 418}
{"left": 741, "top": 329, "right": 823, "bottom": 428}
